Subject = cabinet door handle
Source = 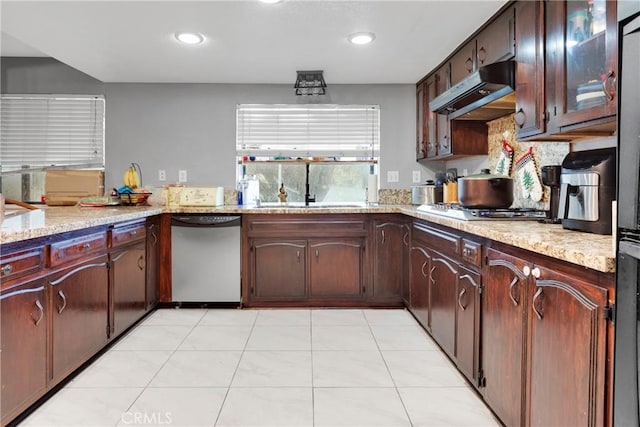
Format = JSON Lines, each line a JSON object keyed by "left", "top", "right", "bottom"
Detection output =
{"left": 477, "top": 47, "right": 487, "bottom": 64}
{"left": 508, "top": 276, "right": 519, "bottom": 306}
{"left": 381, "top": 230, "right": 385, "bottom": 245}
{"left": 421, "top": 261, "right": 428, "bottom": 278}
{"left": 429, "top": 265, "right": 436, "bottom": 284}
{"left": 522, "top": 265, "right": 531, "bottom": 277}
{"left": 82, "top": 242, "right": 91, "bottom": 250}
{"left": 151, "top": 231, "right": 158, "bottom": 246}
{"left": 57, "top": 290, "right": 67, "bottom": 314}
{"left": 1, "top": 264, "right": 13, "bottom": 276}
{"left": 465, "top": 57, "right": 473, "bottom": 72}
{"left": 603, "top": 70, "right": 616, "bottom": 101}
{"left": 515, "top": 108, "right": 526, "bottom": 128}
{"left": 458, "top": 287, "right": 467, "bottom": 311}
{"left": 531, "top": 267, "right": 541, "bottom": 279}
{"left": 532, "top": 287, "right": 544, "bottom": 320}
{"left": 402, "top": 231, "right": 409, "bottom": 246}
{"left": 137, "top": 255, "right": 145, "bottom": 270}
{"left": 315, "top": 249, "right": 319, "bottom": 258}
{"left": 296, "top": 250, "right": 301, "bottom": 262}
{"left": 33, "top": 299, "right": 44, "bottom": 326}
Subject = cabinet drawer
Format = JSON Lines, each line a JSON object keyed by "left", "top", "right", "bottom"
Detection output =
{"left": 0, "top": 247, "right": 45, "bottom": 281}
{"left": 461, "top": 239, "right": 482, "bottom": 267}
{"left": 50, "top": 232, "right": 107, "bottom": 267}
{"left": 413, "top": 222, "right": 460, "bottom": 256}
{"left": 111, "top": 224, "right": 146, "bottom": 248}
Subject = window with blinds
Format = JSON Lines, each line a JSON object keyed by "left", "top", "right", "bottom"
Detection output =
{"left": 0, "top": 95, "right": 105, "bottom": 174}
{"left": 236, "top": 104, "right": 380, "bottom": 158}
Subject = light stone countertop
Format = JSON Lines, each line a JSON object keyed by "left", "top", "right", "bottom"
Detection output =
{"left": 1, "top": 204, "right": 615, "bottom": 273}
{"left": 1, "top": 205, "right": 163, "bottom": 244}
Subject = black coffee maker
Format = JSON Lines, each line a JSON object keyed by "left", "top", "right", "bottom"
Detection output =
{"left": 541, "top": 165, "right": 562, "bottom": 223}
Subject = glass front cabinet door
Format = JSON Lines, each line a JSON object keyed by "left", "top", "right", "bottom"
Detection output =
{"left": 547, "top": 0, "right": 617, "bottom": 132}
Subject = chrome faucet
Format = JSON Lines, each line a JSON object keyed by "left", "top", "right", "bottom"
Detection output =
{"left": 304, "top": 163, "right": 315, "bottom": 206}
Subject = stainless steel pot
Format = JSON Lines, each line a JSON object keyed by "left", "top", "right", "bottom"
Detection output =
{"left": 411, "top": 184, "right": 443, "bottom": 205}
{"left": 458, "top": 169, "right": 513, "bottom": 208}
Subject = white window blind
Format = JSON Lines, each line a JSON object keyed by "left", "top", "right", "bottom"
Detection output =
{"left": 236, "top": 104, "right": 380, "bottom": 158}
{"left": 0, "top": 95, "right": 105, "bottom": 174}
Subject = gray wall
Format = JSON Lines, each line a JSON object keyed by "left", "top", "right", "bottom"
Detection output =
{"left": 104, "top": 83, "right": 435, "bottom": 190}
{"left": 1, "top": 57, "right": 104, "bottom": 94}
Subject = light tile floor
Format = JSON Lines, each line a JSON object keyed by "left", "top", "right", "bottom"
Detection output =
{"left": 19, "top": 308, "right": 501, "bottom": 427}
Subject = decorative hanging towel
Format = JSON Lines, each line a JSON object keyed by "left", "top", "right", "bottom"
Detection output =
{"left": 515, "top": 146, "right": 543, "bottom": 202}
{"left": 494, "top": 139, "right": 514, "bottom": 176}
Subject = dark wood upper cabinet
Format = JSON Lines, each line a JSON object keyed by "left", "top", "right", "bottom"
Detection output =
{"left": 545, "top": 0, "right": 618, "bottom": 136}
{"left": 450, "top": 39, "right": 477, "bottom": 87}
{"left": 450, "top": 5, "right": 515, "bottom": 87}
{"left": 416, "top": 82, "right": 426, "bottom": 160}
{"left": 514, "top": 0, "right": 546, "bottom": 139}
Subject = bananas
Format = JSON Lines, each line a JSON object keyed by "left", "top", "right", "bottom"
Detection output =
{"left": 123, "top": 163, "right": 142, "bottom": 189}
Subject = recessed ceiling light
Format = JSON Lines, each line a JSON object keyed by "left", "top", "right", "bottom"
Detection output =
{"left": 260, "top": 0, "right": 282, "bottom": 4}
{"left": 175, "top": 32, "right": 205, "bottom": 45}
{"left": 348, "top": 32, "right": 376, "bottom": 45}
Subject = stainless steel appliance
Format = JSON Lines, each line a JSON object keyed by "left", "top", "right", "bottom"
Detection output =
{"left": 171, "top": 214, "right": 241, "bottom": 306}
{"left": 411, "top": 182, "right": 443, "bottom": 205}
{"left": 614, "top": 10, "right": 640, "bottom": 426}
{"left": 558, "top": 147, "right": 616, "bottom": 235}
{"left": 417, "top": 203, "right": 547, "bottom": 221}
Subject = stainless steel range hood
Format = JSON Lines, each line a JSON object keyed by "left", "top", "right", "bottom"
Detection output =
{"left": 429, "top": 60, "right": 515, "bottom": 121}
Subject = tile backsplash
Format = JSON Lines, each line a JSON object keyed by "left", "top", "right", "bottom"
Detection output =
{"left": 488, "top": 115, "right": 569, "bottom": 210}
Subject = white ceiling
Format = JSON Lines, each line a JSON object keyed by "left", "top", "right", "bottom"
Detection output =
{"left": 0, "top": 0, "right": 508, "bottom": 84}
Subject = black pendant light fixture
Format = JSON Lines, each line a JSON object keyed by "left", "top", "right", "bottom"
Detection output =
{"left": 294, "top": 70, "right": 327, "bottom": 96}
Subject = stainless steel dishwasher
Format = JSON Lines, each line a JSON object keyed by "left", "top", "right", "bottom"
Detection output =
{"left": 171, "top": 214, "right": 241, "bottom": 306}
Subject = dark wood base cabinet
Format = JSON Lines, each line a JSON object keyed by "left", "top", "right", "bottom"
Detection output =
{"left": 1, "top": 273, "right": 49, "bottom": 426}
{"left": 0, "top": 218, "right": 158, "bottom": 426}
{"left": 243, "top": 214, "right": 406, "bottom": 307}
{"left": 50, "top": 254, "right": 109, "bottom": 382}
{"left": 483, "top": 245, "right": 611, "bottom": 427}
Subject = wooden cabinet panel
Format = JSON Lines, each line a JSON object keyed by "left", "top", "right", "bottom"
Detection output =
{"left": 515, "top": 0, "right": 546, "bottom": 139}
{"left": 409, "top": 244, "right": 430, "bottom": 330}
{"left": 145, "top": 216, "right": 161, "bottom": 311}
{"left": 416, "top": 82, "right": 426, "bottom": 160}
{"left": 526, "top": 265, "right": 608, "bottom": 427}
{"left": 476, "top": 5, "right": 515, "bottom": 67}
{"left": 428, "top": 251, "right": 458, "bottom": 357}
{"left": 0, "top": 246, "right": 45, "bottom": 282}
{"left": 372, "top": 221, "right": 406, "bottom": 302}
{"left": 50, "top": 255, "right": 109, "bottom": 382}
{"left": 482, "top": 248, "right": 528, "bottom": 427}
{"left": 456, "top": 266, "right": 480, "bottom": 384}
{"left": 309, "top": 239, "right": 363, "bottom": 298}
{"left": 545, "top": 0, "right": 618, "bottom": 135}
{"left": 111, "top": 241, "right": 147, "bottom": 337}
{"left": 413, "top": 222, "right": 460, "bottom": 257}
{"left": 50, "top": 231, "right": 107, "bottom": 267}
{"left": 0, "top": 276, "right": 48, "bottom": 425}
{"left": 251, "top": 240, "right": 307, "bottom": 300}
{"left": 450, "top": 40, "right": 476, "bottom": 87}
{"left": 111, "top": 222, "right": 146, "bottom": 248}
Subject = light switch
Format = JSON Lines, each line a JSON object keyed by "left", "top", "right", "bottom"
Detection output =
{"left": 412, "top": 170, "right": 421, "bottom": 183}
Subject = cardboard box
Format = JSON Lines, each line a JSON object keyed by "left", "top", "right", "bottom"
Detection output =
{"left": 45, "top": 170, "right": 105, "bottom": 206}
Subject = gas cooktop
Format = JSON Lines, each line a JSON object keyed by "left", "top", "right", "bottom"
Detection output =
{"left": 416, "top": 203, "right": 548, "bottom": 221}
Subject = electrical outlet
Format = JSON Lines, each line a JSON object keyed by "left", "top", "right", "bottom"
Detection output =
{"left": 463, "top": 169, "right": 469, "bottom": 177}
{"left": 412, "top": 170, "right": 421, "bottom": 183}
{"left": 387, "top": 171, "right": 399, "bottom": 183}
{"left": 178, "top": 170, "right": 187, "bottom": 182}
{"left": 158, "top": 170, "right": 166, "bottom": 181}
